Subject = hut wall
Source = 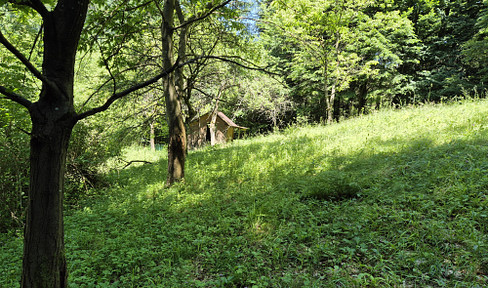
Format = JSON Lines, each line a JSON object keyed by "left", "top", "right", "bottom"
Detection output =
{"left": 188, "top": 119, "right": 206, "bottom": 149}
{"left": 215, "top": 117, "right": 230, "bottom": 144}
{"left": 187, "top": 113, "right": 238, "bottom": 149}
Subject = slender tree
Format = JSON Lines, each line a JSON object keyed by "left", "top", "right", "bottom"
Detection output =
{"left": 261, "top": 0, "right": 366, "bottom": 123}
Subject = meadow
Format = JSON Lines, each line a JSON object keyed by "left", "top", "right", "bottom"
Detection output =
{"left": 1, "top": 100, "right": 488, "bottom": 287}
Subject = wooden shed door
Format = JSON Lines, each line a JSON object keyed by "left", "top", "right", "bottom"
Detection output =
{"left": 206, "top": 126, "right": 211, "bottom": 142}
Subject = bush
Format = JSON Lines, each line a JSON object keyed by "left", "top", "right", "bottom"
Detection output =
{"left": 0, "top": 114, "right": 29, "bottom": 233}
{"left": 65, "top": 121, "right": 127, "bottom": 206}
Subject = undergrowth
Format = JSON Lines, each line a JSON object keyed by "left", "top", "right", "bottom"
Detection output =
{"left": 1, "top": 100, "right": 488, "bottom": 287}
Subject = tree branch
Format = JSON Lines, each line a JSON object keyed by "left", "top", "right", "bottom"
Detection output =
{"left": 0, "top": 29, "right": 45, "bottom": 82}
{"left": 124, "top": 0, "right": 152, "bottom": 12}
{"left": 172, "top": 0, "right": 232, "bottom": 31}
{"left": 202, "top": 55, "right": 280, "bottom": 75}
{"left": 28, "top": 24, "right": 43, "bottom": 62}
{"left": 0, "top": 28, "right": 65, "bottom": 97}
{"left": 174, "top": 0, "right": 186, "bottom": 24}
{"left": 26, "top": 0, "right": 49, "bottom": 17}
{"left": 122, "top": 160, "right": 153, "bottom": 169}
{"left": 78, "top": 63, "right": 154, "bottom": 112}
{"left": 76, "top": 59, "right": 181, "bottom": 121}
{"left": 0, "top": 86, "right": 32, "bottom": 109}
{"left": 9, "top": 0, "right": 49, "bottom": 17}
{"left": 76, "top": 54, "right": 273, "bottom": 121}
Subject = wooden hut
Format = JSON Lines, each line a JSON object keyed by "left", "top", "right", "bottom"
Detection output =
{"left": 188, "top": 111, "right": 248, "bottom": 149}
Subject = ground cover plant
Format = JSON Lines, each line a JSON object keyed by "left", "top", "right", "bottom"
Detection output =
{"left": 1, "top": 100, "right": 488, "bottom": 287}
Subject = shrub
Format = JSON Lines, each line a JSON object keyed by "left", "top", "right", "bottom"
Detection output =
{"left": 65, "top": 121, "right": 127, "bottom": 206}
{"left": 0, "top": 113, "right": 29, "bottom": 232}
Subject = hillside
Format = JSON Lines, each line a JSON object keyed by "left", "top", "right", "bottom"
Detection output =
{"left": 2, "top": 100, "right": 488, "bottom": 287}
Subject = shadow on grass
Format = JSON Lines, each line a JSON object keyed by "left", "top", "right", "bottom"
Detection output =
{"left": 59, "top": 132, "right": 488, "bottom": 287}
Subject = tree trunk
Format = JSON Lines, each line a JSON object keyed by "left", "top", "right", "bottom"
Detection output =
{"left": 175, "top": 10, "right": 189, "bottom": 105}
{"left": 20, "top": 2, "right": 88, "bottom": 286}
{"left": 22, "top": 106, "right": 74, "bottom": 287}
{"left": 165, "top": 80, "right": 186, "bottom": 186}
{"left": 161, "top": 0, "right": 186, "bottom": 186}
{"left": 209, "top": 82, "right": 228, "bottom": 146}
{"left": 323, "top": 61, "right": 331, "bottom": 124}
{"left": 209, "top": 100, "right": 220, "bottom": 146}
{"left": 326, "top": 32, "right": 342, "bottom": 125}
{"left": 328, "top": 80, "right": 337, "bottom": 124}
{"left": 333, "top": 91, "right": 341, "bottom": 122}
{"left": 357, "top": 82, "right": 368, "bottom": 116}
{"left": 175, "top": 7, "right": 198, "bottom": 124}
{"left": 182, "top": 82, "right": 197, "bottom": 123}
{"left": 150, "top": 122, "right": 156, "bottom": 151}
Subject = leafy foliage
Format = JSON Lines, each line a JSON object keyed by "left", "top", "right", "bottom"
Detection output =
{"left": 260, "top": 0, "right": 422, "bottom": 122}
{"left": 0, "top": 100, "right": 29, "bottom": 232}
{"left": 259, "top": 0, "right": 487, "bottom": 122}
{"left": 462, "top": 0, "right": 488, "bottom": 84}
{"left": 411, "top": 0, "right": 485, "bottom": 100}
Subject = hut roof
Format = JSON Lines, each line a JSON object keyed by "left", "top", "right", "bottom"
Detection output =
{"left": 191, "top": 112, "right": 248, "bottom": 130}
{"left": 216, "top": 112, "right": 247, "bottom": 129}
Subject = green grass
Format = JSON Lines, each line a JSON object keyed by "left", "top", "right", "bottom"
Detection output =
{"left": 1, "top": 100, "right": 488, "bottom": 287}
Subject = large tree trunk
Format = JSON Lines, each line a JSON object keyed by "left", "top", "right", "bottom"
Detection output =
{"left": 161, "top": 0, "right": 187, "bottom": 186}
{"left": 21, "top": 2, "right": 87, "bottom": 287}
{"left": 22, "top": 106, "right": 74, "bottom": 287}
{"left": 165, "top": 78, "right": 186, "bottom": 186}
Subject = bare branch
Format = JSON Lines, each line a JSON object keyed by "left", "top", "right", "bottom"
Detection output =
{"left": 78, "top": 63, "right": 154, "bottom": 112}
{"left": 193, "top": 87, "right": 213, "bottom": 99}
{"left": 0, "top": 86, "right": 32, "bottom": 109}
{"left": 124, "top": 0, "right": 152, "bottom": 12}
{"left": 122, "top": 160, "right": 153, "bottom": 169}
{"left": 17, "top": 127, "right": 32, "bottom": 136}
{"left": 97, "top": 41, "right": 117, "bottom": 95}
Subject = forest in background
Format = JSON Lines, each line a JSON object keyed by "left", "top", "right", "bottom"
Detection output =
{"left": 1, "top": 0, "right": 488, "bottom": 286}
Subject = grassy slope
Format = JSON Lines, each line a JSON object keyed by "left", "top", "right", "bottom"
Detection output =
{"left": 1, "top": 100, "right": 488, "bottom": 287}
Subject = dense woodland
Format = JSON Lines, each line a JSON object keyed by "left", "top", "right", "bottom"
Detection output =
{"left": 1, "top": 0, "right": 488, "bottom": 287}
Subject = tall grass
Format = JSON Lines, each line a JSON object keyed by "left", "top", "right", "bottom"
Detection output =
{"left": 1, "top": 100, "right": 488, "bottom": 287}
